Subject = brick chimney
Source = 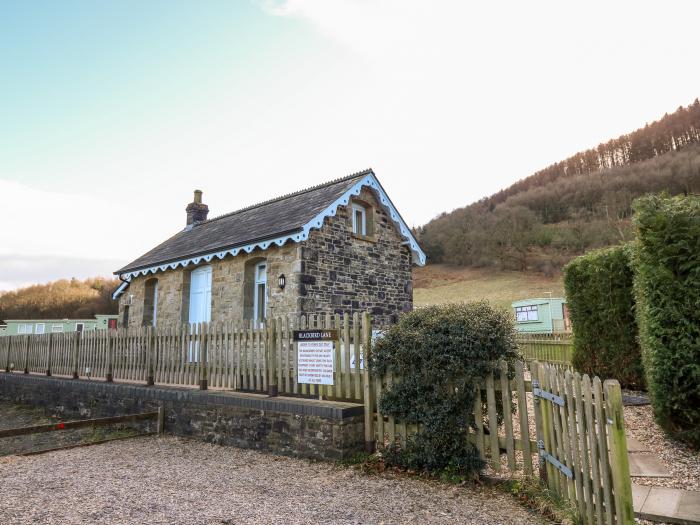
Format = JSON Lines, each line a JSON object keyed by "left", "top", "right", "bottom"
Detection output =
{"left": 186, "top": 189, "right": 209, "bottom": 226}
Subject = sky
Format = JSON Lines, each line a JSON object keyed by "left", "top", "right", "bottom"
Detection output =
{"left": 1, "top": 0, "right": 699, "bottom": 290}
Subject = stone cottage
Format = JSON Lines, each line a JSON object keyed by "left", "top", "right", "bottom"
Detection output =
{"left": 112, "top": 169, "right": 425, "bottom": 328}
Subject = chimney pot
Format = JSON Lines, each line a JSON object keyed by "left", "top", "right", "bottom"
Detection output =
{"left": 193, "top": 189, "right": 202, "bottom": 204}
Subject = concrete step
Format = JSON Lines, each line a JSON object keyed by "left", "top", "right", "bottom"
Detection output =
{"left": 633, "top": 484, "right": 700, "bottom": 525}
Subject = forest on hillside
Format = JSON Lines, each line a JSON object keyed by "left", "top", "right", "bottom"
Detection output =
{"left": 417, "top": 100, "right": 700, "bottom": 273}
{"left": 0, "top": 278, "right": 119, "bottom": 322}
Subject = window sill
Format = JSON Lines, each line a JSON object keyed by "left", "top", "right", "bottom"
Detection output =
{"left": 351, "top": 233, "right": 377, "bottom": 243}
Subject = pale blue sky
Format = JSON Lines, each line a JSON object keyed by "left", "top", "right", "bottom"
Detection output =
{"left": 1, "top": 0, "right": 699, "bottom": 289}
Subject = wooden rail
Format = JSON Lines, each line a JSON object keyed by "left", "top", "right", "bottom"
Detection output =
{"left": 0, "top": 409, "right": 163, "bottom": 439}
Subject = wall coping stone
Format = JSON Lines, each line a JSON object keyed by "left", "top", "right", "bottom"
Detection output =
{"left": 0, "top": 373, "right": 364, "bottom": 420}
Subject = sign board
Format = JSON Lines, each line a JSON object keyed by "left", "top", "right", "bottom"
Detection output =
{"left": 294, "top": 330, "right": 338, "bottom": 385}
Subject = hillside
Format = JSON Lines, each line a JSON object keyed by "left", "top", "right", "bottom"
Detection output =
{"left": 0, "top": 277, "right": 119, "bottom": 322}
{"left": 413, "top": 264, "right": 564, "bottom": 310}
{"left": 418, "top": 99, "right": 700, "bottom": 271}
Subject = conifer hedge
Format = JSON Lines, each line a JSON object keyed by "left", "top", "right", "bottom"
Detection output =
{"left": 632, "top": 194, "right": 700, "bottom": 447}
{"left": 370, "top": 302, "right": 520, "bottom": 475}
{"left": 563, "top": 245, "right": 644, "bottom": 387}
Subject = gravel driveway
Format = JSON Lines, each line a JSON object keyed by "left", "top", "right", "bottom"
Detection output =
{"left": 0, "top": 436, "right": 547, "bottom": 525}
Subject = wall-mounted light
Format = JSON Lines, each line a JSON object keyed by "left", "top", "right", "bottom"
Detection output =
{"left": 278, "top": 274, "right": 286, "bottom": 290}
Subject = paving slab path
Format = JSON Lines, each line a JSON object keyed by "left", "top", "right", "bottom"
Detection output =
{"left": 628, "top": 433, "right": 700, "bottom": 524}
{"left": 634, "top": 484, "right": 700, "bottom": 525}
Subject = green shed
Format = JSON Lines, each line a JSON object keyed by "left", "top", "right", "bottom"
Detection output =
{"left": 511, "top": 297, "right": 570, "bottom": 333}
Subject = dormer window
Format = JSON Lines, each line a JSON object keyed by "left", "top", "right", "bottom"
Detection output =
{"left": 352, "top": 203, "right": 367, "bottom": 236}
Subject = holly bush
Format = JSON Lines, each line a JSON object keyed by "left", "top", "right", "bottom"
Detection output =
{"left": 370, "top": 302, "right": 520, "bottom": 474}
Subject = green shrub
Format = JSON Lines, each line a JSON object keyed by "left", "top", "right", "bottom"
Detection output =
{"left": 563, "top": 245, "right": 644, "bottom": 387}
{"left": 370, "top": 302, "right": 520, "bottom": 475}
{"left": 632, "top": 194, "right": 700, "bottom": 447}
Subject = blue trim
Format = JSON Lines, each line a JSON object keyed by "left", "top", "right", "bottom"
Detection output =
{"left": 113, "top": 173, "right": 425, "bottom": 298}
{"left": 112, "top": 280, "right": 130, "bottom": 301}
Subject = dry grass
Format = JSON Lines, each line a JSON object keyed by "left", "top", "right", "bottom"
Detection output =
{"left": 414, "top": 264, "right": 565, "bottom": 310}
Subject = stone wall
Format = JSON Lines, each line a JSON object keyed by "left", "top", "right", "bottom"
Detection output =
{"left": 0, "top": 373, "right": 365, "bottom": 460}
{"left": 119, "top": 242, "right": 301, "bottom": 328}
{"left": 300, "top": 188, "right": 413, "bottom": 326}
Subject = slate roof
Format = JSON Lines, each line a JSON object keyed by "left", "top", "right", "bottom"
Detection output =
{"left": 116, "top": 170, "right": 373, "bottom": 274}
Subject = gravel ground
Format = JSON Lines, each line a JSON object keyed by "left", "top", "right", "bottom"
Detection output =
{"left": 623, "top": 404, "right": 700, "bottom": 491}
{"left": 0, "top": 436, "right": 549, "bottom": 525}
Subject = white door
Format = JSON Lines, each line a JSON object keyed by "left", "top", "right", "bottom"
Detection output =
{"left": 253, "top": 262, "right": 267, "bottom": 324}
{"left": 188, "top": 266, "right": 212, "bottom": 361}
{"left": 189, "top": 266, "right": 212, "bottom": 324}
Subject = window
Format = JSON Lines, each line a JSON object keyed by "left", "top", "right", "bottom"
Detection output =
{"left": 254, "top": 262, "right": 267, "bottom": 322}
{"left": 75, "top": 323, "right": 84, "bottom": 333}
{"left": 17, "top": 323, "right": 33, "bottom": 334}
{"left": 35, "top": 323, "right": 45, "bottom": 335}
{"left": 122, "top": 306, "right": 130, "bottom": 327}
{"left": 143, "top": 278, "right": 159, "bottom": 327}
{"left": 515, "top": 305, "right": 539, "bottom": 322}
{"left": 52, "top": 324, "right": 64, "bottom": 333}
{"left": 352, "top": 203, "right": 367, "bottom": 236}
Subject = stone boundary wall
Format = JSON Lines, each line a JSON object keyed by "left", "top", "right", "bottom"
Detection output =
{"left": 0, "top": 374, "right": 365, "bottom": 460}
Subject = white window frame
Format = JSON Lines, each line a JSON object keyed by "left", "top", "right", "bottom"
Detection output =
{"left": 35, "top": 323, "right": 45, "bottom": 335}
{"left": 253, "top": 261, "right": 267, "bottom": 323}
{"left": 17, "top": 323, "right": 26, "bottom": 334}
{"left": 515, "top": 305, "right": 539, "bottom": 322}
{"left": 75, "top": 323, "right": 85, "bottom": 332}
{"left": 52, "top": 324, "right": 64, "bottom": 333}
{"left": 351, "top": 203, "right": 367, "bottom": 236}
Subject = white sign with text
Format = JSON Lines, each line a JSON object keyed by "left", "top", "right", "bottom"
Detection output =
{"left": 297, "top": 340, "right": 334, "bottom": 385}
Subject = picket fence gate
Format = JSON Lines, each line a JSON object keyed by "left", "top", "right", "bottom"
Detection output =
{"left": 365, "top": 360, "right": 634, "bottom": 525}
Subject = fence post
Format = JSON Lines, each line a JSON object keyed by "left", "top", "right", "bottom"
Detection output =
{"left": 72, "top": 331, "right": 80, "bottom": 379}
{"left": 362, "top": 311, "right": 375, "bottom": 453}
{"left": 146, "top": 326, "right": 155, "bottom": 386}
{"left": 46, "top": 333, "right": 53, "bottom": 376}
{"left": 106, "top": 330, "right": 114, "bottom": 382}
{"left": 604, "top": 379, "right": 635, "bottom": 525}
{"left": 199, "top": 323, "right": 208, "bottom": 390}
{"left": 23, "top": 335, "right": 30, "bottom": 374}
{"left": 268, "top": 318, "right": 278, "bottom": 397}
{"left": 4, "top": 337, "right": 12, "bottom": 372}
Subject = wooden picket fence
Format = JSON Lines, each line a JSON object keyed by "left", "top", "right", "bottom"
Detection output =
{"left": 0, "top": 312, "right": 370, "bottom": 402}
{"left": 365, "top": 360, "right": 634, "bottom": 525}
{"left": 517, "top": 332, "right": 573, "bottom": 366}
